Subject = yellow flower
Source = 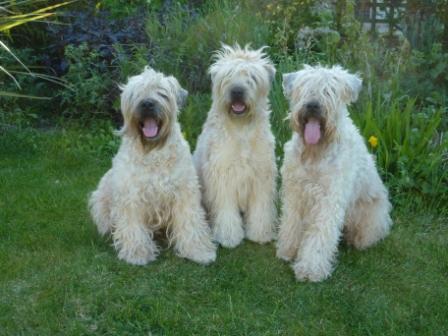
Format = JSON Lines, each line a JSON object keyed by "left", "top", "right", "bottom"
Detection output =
{"left": 368, "top": 135, "right": 378, "bottom": 148}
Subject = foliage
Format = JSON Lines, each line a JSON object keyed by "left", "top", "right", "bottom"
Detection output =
{"left": 260, "top": 0, "right": 316, "bottom": 54}
{"left": 405, "top": 43, "right": 448, "bottom": 102}
{"left": 0, "top": 1, "right": 73, "bottom": 33}
{"left": 45, "top": 8, "right": 148, "bottom": 76}
{"left": 146, "top": 1, "right": 270, "bottom": 91}
{"left": 0, "top": 48, "right": 66, "bottom": 126}
{"left": 58, "top": 44, "right": 114, "bottom": 119}
{"left": 0, "top": 0, "right": 73, "bottom": 99}
{"left": 354, "top": 95, "right": 447, "bottom": 206}
{"left": 96, "top": 0, "right": 153, "bottom": 18}
{"left": 2, "top": 0, "right": 447, "bottom": 205}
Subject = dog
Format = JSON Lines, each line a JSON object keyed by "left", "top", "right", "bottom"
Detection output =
{"left": 277, "top": 64, "right": 392, "bottom": 281}
{"left": 193, "top": 44, "right": 278, "bottom": 248}
{"left": 89, "top": 67, "right": 216, "bottom": 265}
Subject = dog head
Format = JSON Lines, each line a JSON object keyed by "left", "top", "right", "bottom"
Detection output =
{"left": 283, "top": 64, "right": 362, "bottom": 146}
{"left": 209, "top": 44, "right": 276, "bottom": 119}
{"left": 120, "top": 67, "right": 188, "bottom": 148}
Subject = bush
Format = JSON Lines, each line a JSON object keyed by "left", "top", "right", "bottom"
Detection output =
{"left": 45, "top": 8, "right": 148, "bottom": 76}
{"left": 2, "top": 0, "right": 447, "bottom": 207}
{"left": 145, "top": 1, "right": 271, "bottom": 91}
{"left": 353, "top": 95, "right": 447, "bottom": 206}
{"left": 58, "top": 43, "right": 115, "bottom": 119}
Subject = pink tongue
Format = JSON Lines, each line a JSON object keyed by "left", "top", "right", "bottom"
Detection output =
{"left": 232, "top": 103, "right": 246, "bottom": 113}
{"left": 142, "top": 118, "right": 159, "bottom": 138}
{"left": 304, "top": 120, "right": 321, "bottom": 145}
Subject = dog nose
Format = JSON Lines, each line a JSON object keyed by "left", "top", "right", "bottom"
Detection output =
{"left": 230, "top": 86, "right": 245, "bottom": 100}
{"left": 306, "top": 101, "right": 320, "bottom": 111}
{"left": 141, "top": 99, "right": 156, "bottom": 111}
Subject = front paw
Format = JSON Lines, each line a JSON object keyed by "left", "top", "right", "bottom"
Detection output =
{"left": 292, "top": 258, "right": 332, "bottom": 282}
{"left": 117, "top": 245, "right": 158, "bottom": 266}
{"left": 246, "top": 226, "right": 275, "bottom": 244}
{"left": 182, "top": 244, "right": 217, "bottom": 265}
{"left": 276, "top": 245, "right": 296, "bottom": 262}
{"left": 213, "top": 213, "right": 244, "bottom": 248}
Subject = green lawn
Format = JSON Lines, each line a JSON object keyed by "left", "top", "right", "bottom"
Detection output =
{"left": 1, "top": 127, "right": 447, "bottom": 335}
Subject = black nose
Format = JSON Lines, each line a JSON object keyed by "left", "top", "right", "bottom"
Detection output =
{"left": 230, "top": 86, "right": 245, "bottom": 100}
{"left": 140, "top": 99, "right": 156, "bottom": 111}
{"left": 306, "top": 101, "right": 320, "bottom": 111}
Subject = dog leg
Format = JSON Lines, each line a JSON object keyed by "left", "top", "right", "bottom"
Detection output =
{"left": 277, "top": 190, "right": 303, "bottom": 261}
{"left": 245, "top": 174, "right": 276, "bottom": 244}
{"left": 89, "top": 170, "right": 113, "bottom": 236}
{"left": 345, "top": 190, "right": 392, "bottom": 250}
{"left": 292, "top": 184, "right": 347, "bottom": 282}
{"left": 112, "top": 206, "right": 158, "bottom": 265}
{"left": 210, "top": 188, "right": 244, "bottom": 248}
{"left": 172, "top": 193, "right": 217, "bottom": 265}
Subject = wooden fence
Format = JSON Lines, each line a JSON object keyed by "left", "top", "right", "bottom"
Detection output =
{"left": 355, "top": 0, "right": 407, "bottom": 34}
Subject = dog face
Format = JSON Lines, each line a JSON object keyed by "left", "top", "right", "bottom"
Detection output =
{"left": 209, "top": 44, "right": 276, "bottom": 119}
{"left": 283, "top": 65, "right": 362, "bottom": 146}
{"left": 120, "top": 67, "right": 188, "bottom": 147}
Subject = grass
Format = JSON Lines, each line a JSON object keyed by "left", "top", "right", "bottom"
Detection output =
{"left": 0, "top": 126, "right": 447, "bottom": 335}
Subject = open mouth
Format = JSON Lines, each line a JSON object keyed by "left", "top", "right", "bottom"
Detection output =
{"left": 140, "top": 118, "right": 161, "bottom": 139}
{"left": 230, "top": 102, "right": 247, "bottom": 115}
{"left": 303, "top": 118, "right": 321, "bottom": 145}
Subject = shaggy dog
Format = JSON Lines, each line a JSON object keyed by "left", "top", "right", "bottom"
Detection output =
{"left": 89, "top": 67, "right": 216, "bottom": 265}
{"left": 277, "top": 65, "right": 392, "bottom": 281}
{"left": 193, "top": 44, "right": 278, "bottom": 248}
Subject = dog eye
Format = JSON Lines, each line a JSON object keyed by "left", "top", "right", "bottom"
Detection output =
{"left": 158, "top": 92, "right": 169, "bottom": 101}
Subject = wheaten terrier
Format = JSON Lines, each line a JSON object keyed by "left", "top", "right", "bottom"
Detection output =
{"left": 277, "top": 64, "right": 392, "bottom": 281}
{"left": 193, "top": 44, "right": 278, "bottom": 248}
{"left": 89, "top": 67, "right": 216, "bottom": 265}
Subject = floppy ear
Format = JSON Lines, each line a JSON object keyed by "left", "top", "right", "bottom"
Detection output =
{"left": 282, "top": 72, "right": 297, "bottom": 100}
{"left": 167, "top": 76, "right": 189, "bottom": 110}
{"left": 208, "top": 64, "right": 218, "bottom": 83}
{"left": 265, "top": 63, "right": 276, "bottom": 84}
{"left": 344, "top": 72, "right": 362, "bottom": 103}
{"left": 177, "top": 87, "right": 188, "bottom": 109}
{"left": 334, "top": 66, "right": 362, "bottom": 103}
{"left": 118, "top": 82, "right": 134, "bottom": 136}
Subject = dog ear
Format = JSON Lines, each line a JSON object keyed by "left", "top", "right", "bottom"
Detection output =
{"left": 208, "top": 64, "right": 218, "bottom": 83}
{"left": 344, "top": 72, "right": 362, "bottom": 103}
{"left": 167, "top": 76, "right": 188, "bottom": 109}
{"left": 282, "top": 72, "right": 297, "bottom": 100}
{"left": 177, "top": 87, "right": 188, "bottom": 109}
{"left": 265, "top": 63, "right": 276, "bottom": 85}
{"left": 334, "top": 66, "right": 362, "bottom": 103}
{"left": 118, "top": 82, "right": 134, "bottom": 137}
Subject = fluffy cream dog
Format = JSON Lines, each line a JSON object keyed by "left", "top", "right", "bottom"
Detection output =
{"left": 193, "top": 44, "right": 277, "bottom": 248}
{"left": 277, "top": 64, "right": 392, "bottom": 281}
{"left": 89, "top": 67, "right": 216, "bottom": 265}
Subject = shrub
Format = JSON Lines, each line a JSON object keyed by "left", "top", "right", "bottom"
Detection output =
{"left": 58, "top": 43, "right": 115, "bottom": 119}
{"left": 353, "top": 94, "right": 447, "bottom": 206}
{"left": 145, "top": 1, "right": 271, "bottom": 91}
{"left": 45, "top": 8, "right": 148, "bottom": 76}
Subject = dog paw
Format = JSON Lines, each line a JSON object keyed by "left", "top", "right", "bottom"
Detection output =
{"left": 276, "top": 248, "right": 295, "bottom": 262}
{"left": 246, "top": 229, "right": 274, "bottom": 244}
{"left": 214, "top": 227, "right": 244, "bottom": 248}
{"left": 292, "top": 259, "right": 332, "bottom": 282}
{"left": 213, "top": 214, "right": 244, "bottom": 248}
{"left": 183, "top": 246, "right": 217, "bottom": 265}
{"left": 117, "top": 246, "right": 157, "bottom": 266}
{"left": 96, "top": 221, "right": 111, "bottom": 236}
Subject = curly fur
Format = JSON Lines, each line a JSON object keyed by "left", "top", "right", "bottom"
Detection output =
{"left": 193, "top": 44, "right": 278, "bottom": 248}
{"left": 89, "top": 67, "right": 216, "bottom": 265}
{"left": 277, "top": 64, "right": 392, "bottom": 281}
